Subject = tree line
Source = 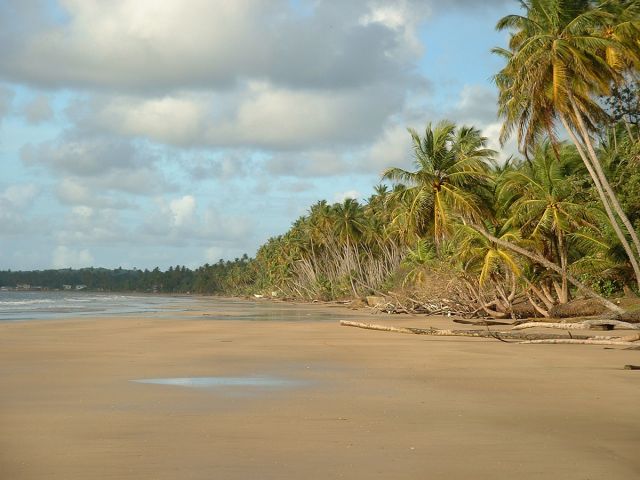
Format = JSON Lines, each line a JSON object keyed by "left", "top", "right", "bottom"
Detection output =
{"left": 0, "top": 256, "right": 254, "bottom": 294}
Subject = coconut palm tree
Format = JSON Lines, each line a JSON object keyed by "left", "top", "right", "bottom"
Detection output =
{"left": 494, "top": 0, "right": 640, "bottom": 288}
{"left": 401, "top": 239, "right": 437, "bottom": 287}
{"left": 331, "top": 198, "right": 367, "bottom": 294}
{"left": 382, "top": 120, "right": 495, "bottom": 247}
{"left": 501, "top": 142, "right": 602, "bottom": 303}
{"left": 454, "top": 220, "right": 523, "bottom": 317}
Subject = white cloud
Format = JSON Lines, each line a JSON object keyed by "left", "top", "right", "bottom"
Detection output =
{"left": 71, "top": 206, "right": 93, "bottom": 219}
{"left": 0, "top": 0, "right": 424, "bottom": 91}
{"left": 481, "top": 121, "right": 520, "bottom": 162}
{"left": 204, "top": 246, "right": 224, "bottom": 263}
{"left": 364, "top": 123, "right": 413, "bottom": 173}
{"left": 22, "top": 135, "right": 174, "bottom": 200}
{"left": 55, "top": 206, "right": 123, "bottom": 245}
{"left": 452, "top": 84, "right": 498, "bottom": 125}
{"left": 23, "top": 94, "right": 53, "bottom": 124}
{"left": 56, "top": 178, "right": 93, "bottom": 205}
{"left": 1, "top": 184, "right": 39, "bottom": 208}
{"left": 360, "top": 0, "right": 430, "bottom": 57}
{"left": 169, "top": 195, "right": 196, "bottom": 227}
{"left": 55, "top": 177, "right": 131, "bottom": 208}
{"left": 334, "top": 190, "right": 360, "bottom": 203}
{"left": 184, "top": 152, "right": 251, "bottom": 181}
{"left": 74, "top": 81, "right": 404, "bottom": 150}
{"left": 22, "top": 135, "right": 145, "bottom": 176}
{"left": 0, "top": 84, "right": 14, "bottom": 121}
{"left": 91, "top": 95, "right": 209, "bottom": 145}
{"left": 0, "top": 184, "right": 45, "bottom": 237}
{"left": 266, "top": 150, "right": 352, "bottom": 177}
{"left": 142, "top": 197, "right": 251, "bottom": 244}
{"left": 52, "top": 245, "right": 94, "bottom": 268}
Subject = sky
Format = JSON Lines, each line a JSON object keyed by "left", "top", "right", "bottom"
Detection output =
{"left": 0, "top": 0, "right": 521, "bottom": 271}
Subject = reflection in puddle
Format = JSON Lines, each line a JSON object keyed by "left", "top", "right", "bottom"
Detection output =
{"left": 131, "top": 376, "right": 306, "bottom": 389}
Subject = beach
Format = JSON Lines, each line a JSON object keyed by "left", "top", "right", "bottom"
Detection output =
{"left": 1, "top": 299, "right": 639, "bottom": 479}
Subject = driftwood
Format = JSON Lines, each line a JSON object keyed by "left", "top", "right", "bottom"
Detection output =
{"left": 624, "top": 365, "right": 640, "bottom": 370}
{"left": 339, "top": 321, "right": 595, "bottom": 341}
{"left": 591, "top": 333, "right": 640, "bottom": 342}
{"left": 453, "top": 319, "right": 513, "bottom": 326}
{"left": 520, "top": 339, "right": 638, "bottom": 346}
{"left": 512, "top": 320, "right": 640, "bottom": 331}
{"left": 339, "top": 321, "right": 640, "bottom": 346}
{"left": 583, "top": 319, "right": 639, "bottom": 329}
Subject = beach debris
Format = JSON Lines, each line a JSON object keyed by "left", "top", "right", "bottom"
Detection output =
{"left": 548, "top": 299, "right": 607, "bottom": 318}
{"left": 511, "top": 320, "right": 640, "bottom": 331}
{"left": 365, "top": 296, "right": 386, "bottom": 308}
{"left": 339, "top": 320, "right": 640, "bottom": 346}
{"left": 453, "top": 319, "right": 513, "bottom": 326}
{"left": 519, "top": 339, "right": 638, "bottom": 346}
{"left": 624, "top": 365, "right": 640, "bottom": 370}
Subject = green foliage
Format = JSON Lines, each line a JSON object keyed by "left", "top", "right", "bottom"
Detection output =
{"left": 0, "top": 258, "right": 255, "bottom": 295}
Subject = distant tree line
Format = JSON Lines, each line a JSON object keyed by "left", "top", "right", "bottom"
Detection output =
{"left": 0, "top": 255, "right": 255, "bottom": 294}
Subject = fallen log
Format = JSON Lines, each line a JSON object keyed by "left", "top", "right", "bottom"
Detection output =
{"left": 591, "top": 333, "right": 640, "bottom": 342}
{"left": 453, "top": 319, "right": 513, "bottom": 326}
{"left": 512, "top": 320, "right": 640, "bottom": 331}
{"left": 624, "top": 365, "right": 640, "bottom": 370}
{"left": 520, "top": 339, "right": 638, "bottom": 346}
{"left": 622, "top": 333, "right": 640, "bottom": 342}
{"left": 340, "top": 321, "right": 415, "bottom": 334}
{"left": 339, "top": 321, "right": 594, "bottom": 341}
{"left": 582, "top": 319, "right": 640, "bottom": 330}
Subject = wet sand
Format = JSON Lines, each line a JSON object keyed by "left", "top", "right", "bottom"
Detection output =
{"left": 1, "top": 300, "right": 639, "bottom": 479}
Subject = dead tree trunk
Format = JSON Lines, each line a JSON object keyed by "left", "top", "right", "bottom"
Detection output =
{"left": 340, "top": 321, "right": 592, "bottom": 341}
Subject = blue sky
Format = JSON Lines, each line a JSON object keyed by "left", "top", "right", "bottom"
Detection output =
{"left": 0, "top": 0, "right": 519, "bottom": 270}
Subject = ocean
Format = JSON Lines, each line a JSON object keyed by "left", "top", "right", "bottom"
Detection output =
{"left": 0, "top": 291, "right": 339, "bottom": 322}
{"left": 0, "top": 290, "right": 196, "bottom": 321}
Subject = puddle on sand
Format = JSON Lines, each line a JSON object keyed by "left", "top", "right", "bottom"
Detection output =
{"left": 131, "top": 376, "right": 307, "bottom": 389}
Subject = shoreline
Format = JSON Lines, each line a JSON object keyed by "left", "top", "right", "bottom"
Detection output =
{"left": 1, "top": 301, "right": 639, "bottom": 479}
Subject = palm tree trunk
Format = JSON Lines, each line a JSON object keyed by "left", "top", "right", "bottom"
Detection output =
{"left": 540, "top": 282, "right": 557, "bottom": 306}
{"left": 522, "top": 277, "right": 554, "bottom": 310}
{"left": 570, "top": 97, "right": 640, "bottom": 260}
{"left": 526, "top": 291, "right": 551, "bottom": 317}
{"left": 559, "top": 114, "right": 640, "bottom": 290}
{"left": 468, "top": 223, "right": 625, "bottom": 315}
{"left": 345, "top": 237, "right": 359, "bottom": 297}
{"left": 557, "top": 232, "right": 569, "bottom": 304}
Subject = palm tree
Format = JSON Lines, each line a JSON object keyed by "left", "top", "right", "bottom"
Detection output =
{"left": 331, "top": 198, "right": 367, "bottom": 294}
{"left": 454, "top": 221, "right": 523, "bottom": 317}
{"left": 401, "top": 239, "right": 437, "bottom": 286}
{"left": 494, "top": 0, "right": 640, "bottom": 288}
{"left": 382, "top": 120, "right": 495, "bottom": 247}
{"left": 501, "top": 142, "right": 602, "bottom": 303}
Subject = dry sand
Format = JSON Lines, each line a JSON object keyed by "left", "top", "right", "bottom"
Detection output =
{"left": 1, "top": 299, "right": 639, "bottom": 479}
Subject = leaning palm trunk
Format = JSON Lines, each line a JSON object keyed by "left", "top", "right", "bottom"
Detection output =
{"left": 557, "top": 232, "right": 569, "bottom": 304}
{"left": 469, "top": 224, "right": 625, "bottom": 315}
{"left": 570, "top": 97, "right": 640, "bottom": 260}
{"left": 559, "top": 114, "right": 640, "bottom": 290}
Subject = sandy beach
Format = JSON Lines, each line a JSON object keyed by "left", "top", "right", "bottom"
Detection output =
{"left": 1, "top": 299, "right": 639, "bottom": 479}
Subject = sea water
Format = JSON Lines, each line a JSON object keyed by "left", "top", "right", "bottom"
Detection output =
{"left": 0, "top": 290, "right": 195, "bottom": 321}
{"left": 131, "top": 376, "right": 307, "bottom": 389}
{"left": 0, "top": 291, "right": 340, "bottom": 322}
